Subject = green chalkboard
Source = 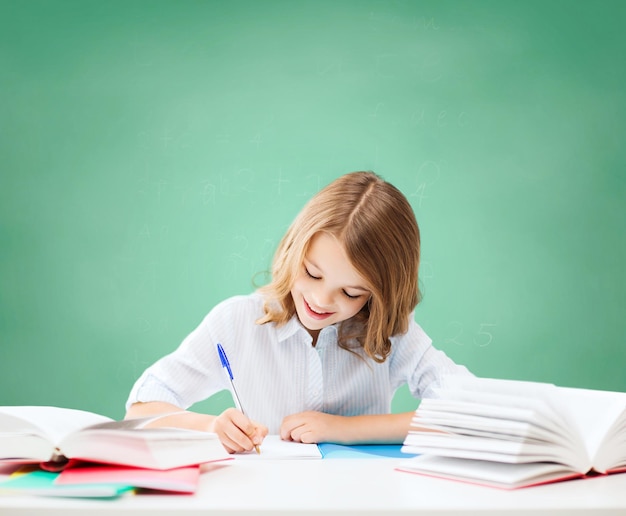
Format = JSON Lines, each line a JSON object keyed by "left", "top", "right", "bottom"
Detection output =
{"left": 1, "top": 0, "right": 625, "bottom": 420}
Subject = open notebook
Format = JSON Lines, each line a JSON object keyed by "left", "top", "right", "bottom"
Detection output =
{"left": 233, "top": 436, "right": 321, "bottom": 459}
{"left": 233, "top": 436, "right": 416, "bottom": 460}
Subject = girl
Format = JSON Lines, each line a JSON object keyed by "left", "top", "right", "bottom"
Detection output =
{"left": 125, "top": 171, "right": 472, "bottom": 453}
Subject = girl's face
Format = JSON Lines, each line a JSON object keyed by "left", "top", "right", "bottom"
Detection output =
{"left": 291, "top": 232, "right": 371, "bottom": 339}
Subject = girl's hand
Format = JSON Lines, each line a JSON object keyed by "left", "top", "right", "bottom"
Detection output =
{"left": 209, "top": 407, "right": 268, "bottom": 453}
{"left": 279, "top": 411, "right": 415, "bottom": 445}
{"left": 279, "top": 411, "right": 344, "bottom": 444}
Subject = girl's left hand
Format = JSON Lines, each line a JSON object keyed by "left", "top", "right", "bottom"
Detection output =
{"left": 279, "top": 411, "right": 344, "bottom": 444}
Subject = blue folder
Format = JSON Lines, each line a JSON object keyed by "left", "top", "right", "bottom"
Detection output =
{"left": 318, "top": 443, "right": 418, "bottom": 459}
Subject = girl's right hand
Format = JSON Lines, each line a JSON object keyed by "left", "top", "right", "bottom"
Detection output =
{"left": 209, "top": 407, "right": 268, "bottom": 453}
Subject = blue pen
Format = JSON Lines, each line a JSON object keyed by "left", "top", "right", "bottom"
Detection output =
{"left": 216, "top": 343, "right": 260, "bottom": 453}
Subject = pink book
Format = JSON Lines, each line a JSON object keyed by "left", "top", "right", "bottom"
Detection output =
{"left": 56, "top": 462, "right": 202, "bottom": 494}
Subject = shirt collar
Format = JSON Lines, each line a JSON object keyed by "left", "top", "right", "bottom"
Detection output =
{"left": 276, "top": 315, "right": 339, "bottom": 345}
{"left": 276, "top": 315, "right": 307, "bottom": 343}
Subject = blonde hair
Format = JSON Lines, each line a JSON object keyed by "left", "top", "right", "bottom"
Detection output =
{"left": 257, "top": 171, "right": 421, "bottom": 363}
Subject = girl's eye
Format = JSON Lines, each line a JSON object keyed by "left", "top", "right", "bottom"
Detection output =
{"left": 304, "top": 265, "right": 363, "bottom": 300}
{"left": 304, "top": 267, "right": 320, "bottom": 280}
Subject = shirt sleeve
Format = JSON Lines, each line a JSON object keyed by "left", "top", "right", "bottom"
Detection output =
{"left": 390, "top": 316, "right": 474, "bottom": 400}
{"left": 125, "top": 297, "right": 240, "bottom": 410}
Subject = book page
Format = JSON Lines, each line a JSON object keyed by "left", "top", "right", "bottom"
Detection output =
{"left": 552, "top": 386, "right": 626, "bottom": 469}
{"left": 436, "top": 377, "right": 572, "bottom": 438}
{"left": 81, "top": 413, "right": 187, "bottom": 431}
{"left": 414, "top": 377, "right": 588, "bottom": 471}
{"left": 431, "top": 376, "right": 626, "bottom": 472}
{"left": 233, "top": 435, "right": 322, "bottom": 460}
{"left": 0, "top": 407, "right": 112, "bottom": 445}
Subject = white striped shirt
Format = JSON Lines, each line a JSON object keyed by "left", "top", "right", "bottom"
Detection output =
{"left": 126, "top": 292, "right": 472, "bottom": 433}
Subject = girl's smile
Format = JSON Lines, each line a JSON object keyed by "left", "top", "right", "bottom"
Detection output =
{"left": 303, "top": 297, "right": 335, "bottom": 320}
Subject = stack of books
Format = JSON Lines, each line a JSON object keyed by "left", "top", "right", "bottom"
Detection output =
{"left": 398, "top": 376, "right": 626, "bottom": 489}
{"left": 0, "top": 406, "right": 231, "bottom": 498}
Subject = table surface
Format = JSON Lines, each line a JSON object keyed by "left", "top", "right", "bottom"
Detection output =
{"left": 1, "top": 458, "right": 626, "bottom": 516}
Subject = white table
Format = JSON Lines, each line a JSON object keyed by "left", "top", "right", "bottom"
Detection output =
{"left": 1, "top": 458, "right": 625, "bottom": 515}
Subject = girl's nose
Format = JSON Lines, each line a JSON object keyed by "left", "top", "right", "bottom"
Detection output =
{"left": 311, "top": 287, "right": 333, "bottom": 309}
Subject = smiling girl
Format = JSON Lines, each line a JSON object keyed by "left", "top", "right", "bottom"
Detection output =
{"left": 125, "top": 171, "right": 472, "bottom": 453}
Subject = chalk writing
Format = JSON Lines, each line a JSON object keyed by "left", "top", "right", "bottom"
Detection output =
{"left": 411, "top": 160, "right": 442, "bottom": 207}
{"left": 274, "top": 168, "right": 290, "bottom": 195}
{"left": 410, "top": 108, "right": 469, "bottom": 128}
{"left": 444, "top": 321, "right": 497, "bottom": 348}
{"left": 201, "top": 180, "right": 216, "bottom": 206}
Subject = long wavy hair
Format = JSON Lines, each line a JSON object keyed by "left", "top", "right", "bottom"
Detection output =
{"left": 256, "top": 171, "right": 421, "bottom": 363}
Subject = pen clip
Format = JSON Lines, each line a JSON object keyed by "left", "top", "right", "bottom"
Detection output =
{"left": 217, "top": 343, "right": 234, "bottom": 381}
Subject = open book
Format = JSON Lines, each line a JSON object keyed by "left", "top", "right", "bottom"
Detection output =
{"left": 398, "top": 376, "right": 626, "bottom": 489}
{"left": 0, "top": 406, "right": 230, "bottom": 470}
